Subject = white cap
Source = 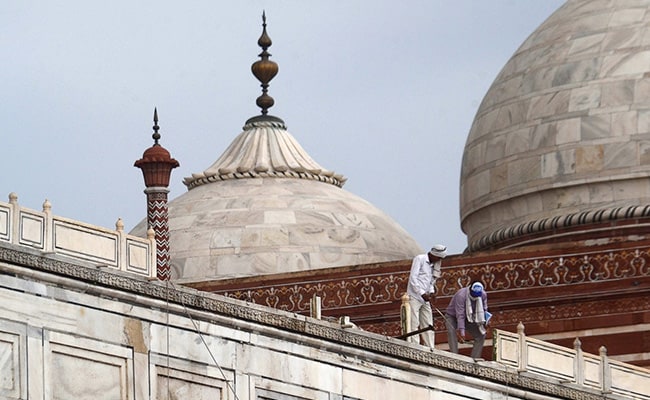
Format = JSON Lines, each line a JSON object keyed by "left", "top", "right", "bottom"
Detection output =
{"left": 428, "top": 244, "right": 447, "bottom": 259}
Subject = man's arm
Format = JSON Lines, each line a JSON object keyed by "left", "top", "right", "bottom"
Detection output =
{"left": 455, "top": 291, "right": 467, "bottom": 337}
{"left": 407, "top": 257, "right": 424, "bottom": 298}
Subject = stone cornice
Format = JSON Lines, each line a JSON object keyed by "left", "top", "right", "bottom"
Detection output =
{"left": 470, "top": 204, "right": 650, "bottom": 252}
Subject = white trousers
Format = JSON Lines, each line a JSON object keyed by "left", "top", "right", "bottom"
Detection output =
{"left": 408, "top": 297, "right": 434, "bottom": 348}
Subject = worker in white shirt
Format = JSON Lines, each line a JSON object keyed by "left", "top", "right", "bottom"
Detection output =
{"left": 406, "top": 244, "right": 447, "bottom": 349}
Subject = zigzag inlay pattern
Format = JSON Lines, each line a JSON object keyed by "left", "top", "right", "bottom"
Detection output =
{"left": 147, "top": 196, "right": 170, "bottom": 280}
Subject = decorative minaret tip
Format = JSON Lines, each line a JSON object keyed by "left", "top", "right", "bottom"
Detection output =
{"left": 134, "top": 108, "right": 179, "bottom": 281}
{"left": 152, "top": 107, "right": 160, "bottom": 144}
{"left": 251, "top": 11, "right": 279, "bottom": 116}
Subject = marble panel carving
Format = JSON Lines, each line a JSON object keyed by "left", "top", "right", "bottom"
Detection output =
{"left": 44, "top": 331, "right": 133, "bottom": 400}
{"left": 526, "top": 340, "right": 575, "bottom": 380}
{"left": 493, "top": 332, "right": 519, "bottom": 368}
{"left": 53, "top": 219, "right": 118, "bottom": 265}
{"left": 0, "top": 205, "right": 8, "bottom": 242}
{"left": 242, "top": 345, "right": 338, "bottom": 392}
{"left": 609, "top": 361, "right": 650, "bottom": 399}
{"left": 150, "top": 355, "right": 228, "bottom": 400}
{"left": 0, "top": 323, "right": 25, "bottom": 400}
{"left": 341, "top": 368, "right": 430, "bottom": 399}
{"left": 19, "top": 212, "right": 44, "bottom": 249}
{"left": 125, "top": 238, "right": 151, "bottom": 275}
{"left": 583, "top": 356, "right": 602, "bottom": 388}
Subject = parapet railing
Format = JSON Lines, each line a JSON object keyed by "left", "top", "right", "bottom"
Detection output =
{"left": 0, "top": 193, "right": 156, "bottom": 279}
{"left": 494, "top": 322, "right": 650, "bottom": 399}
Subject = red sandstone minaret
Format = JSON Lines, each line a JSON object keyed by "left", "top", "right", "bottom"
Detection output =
{"left": 134, "top": 108, "right": 179, "bottom": 280}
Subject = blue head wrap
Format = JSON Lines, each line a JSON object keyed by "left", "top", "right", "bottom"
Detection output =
{"left": 470, "top": 282, "right": 484, "bottom": 298}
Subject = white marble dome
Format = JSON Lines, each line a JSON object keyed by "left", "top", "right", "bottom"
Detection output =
{"left": 133, "top": 116, "right": 421, "bottom": 282}
{"left": 460, "top": 0, "right": 650, "bottom": 251}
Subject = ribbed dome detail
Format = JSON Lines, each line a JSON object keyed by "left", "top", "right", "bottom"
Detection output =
{"left": 183, "top": 119, "right": 346, "bottom": 189}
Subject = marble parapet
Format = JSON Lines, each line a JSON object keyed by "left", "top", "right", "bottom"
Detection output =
{"left": 0, "top": 193, "right": 156, "bottom": 278}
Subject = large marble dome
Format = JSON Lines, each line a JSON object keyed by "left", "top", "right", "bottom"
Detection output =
{"left": 460, "top": 0, "right": 650, "bottom": 252}
{"left": 132, "top": 19, "right": 421, "bottom": 282}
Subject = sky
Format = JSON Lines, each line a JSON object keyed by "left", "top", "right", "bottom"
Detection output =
{"left": 1, "top": 1, "right": 566, "bottom": 256}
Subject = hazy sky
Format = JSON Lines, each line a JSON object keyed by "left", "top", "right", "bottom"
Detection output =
{"left": 1, "top": 1, "right": 565, "bottom": 255}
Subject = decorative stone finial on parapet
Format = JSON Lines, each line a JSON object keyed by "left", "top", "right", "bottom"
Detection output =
{"left": 42, "top": 199, "right": 51, "bottom": 213}
{"left": 251, "top": 11, "right": 279, "bottom": 117}
{"left": 573, "top": 337, "right": 582, "bottom": 350}
{"left": 517, "top": 321, "right": 525, "bottom": 335}
{"left": 134, "top": 108, "right": 179, "bottom": 187}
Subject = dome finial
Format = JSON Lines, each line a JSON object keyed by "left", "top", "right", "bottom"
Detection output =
{"left": 152, "top": 107, "right": 161, "bottom": 145}
{"left": 251, "top": 11, "right": 279, "bottom": 116}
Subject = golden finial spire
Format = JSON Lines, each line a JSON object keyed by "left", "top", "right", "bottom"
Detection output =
{"left": 251, "top": 11, "right": 279, "bottom": 116}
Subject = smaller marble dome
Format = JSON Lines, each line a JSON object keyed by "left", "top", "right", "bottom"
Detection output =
{"left": 132, "top": 14, "right": 421, "bottom": 282}
{"left": 163, "top": 117, "right": 421, "bottom": 282}
{"left": 460, "top": 0, "right": 650, "bottom": 251}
